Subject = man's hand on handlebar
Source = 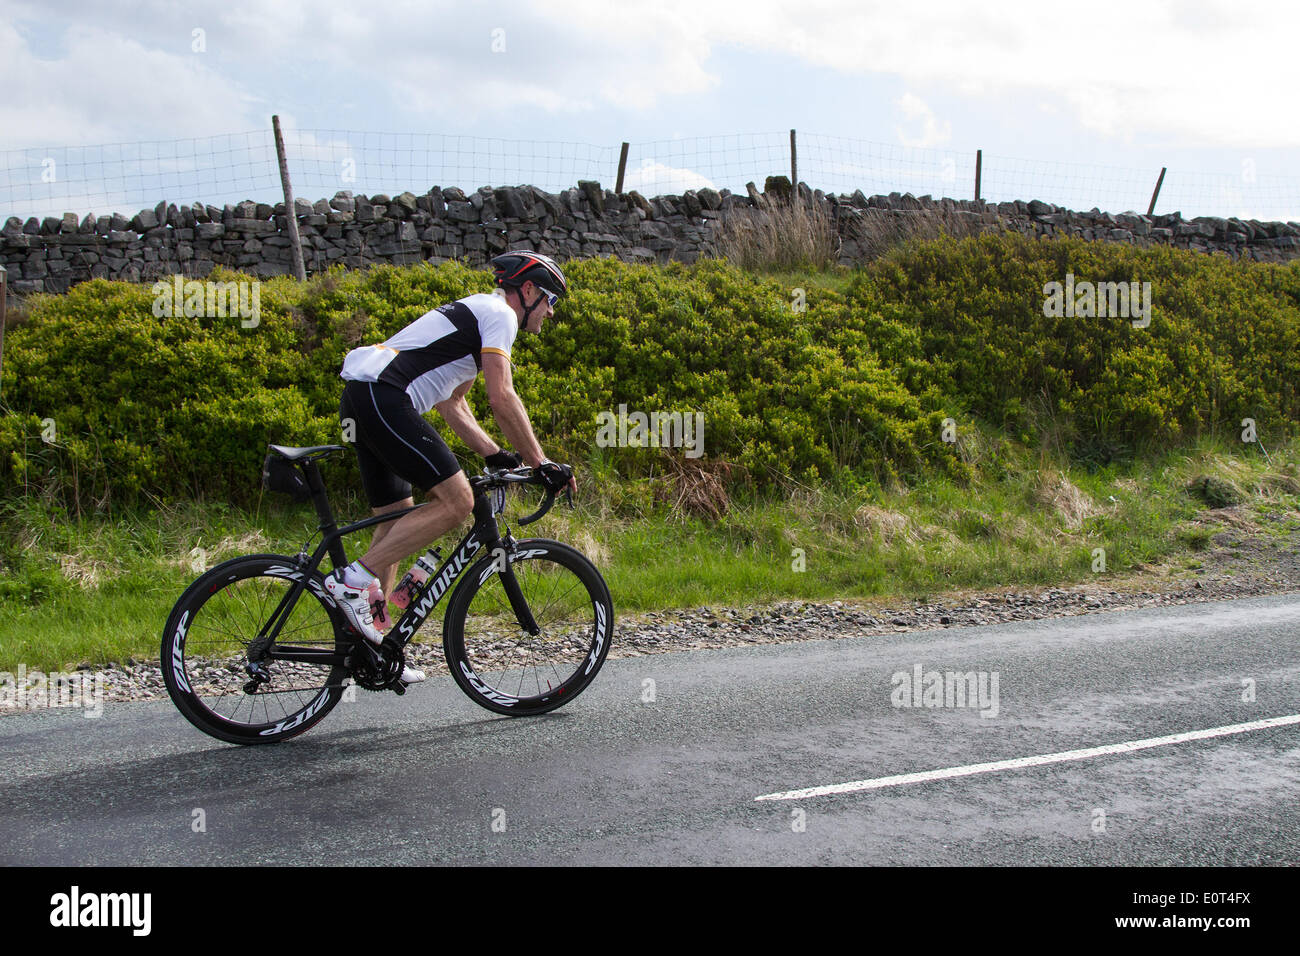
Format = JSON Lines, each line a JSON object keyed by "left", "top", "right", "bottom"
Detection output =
{"left": 537, "top": 459, "right": 577, "bottom": 497}
{"left": 485, "top": 449, "right": 522, "bottom": 470}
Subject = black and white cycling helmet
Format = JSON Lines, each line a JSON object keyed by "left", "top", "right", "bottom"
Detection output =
{"left": 490, "top": 251, "right": 568, "bottom": 300}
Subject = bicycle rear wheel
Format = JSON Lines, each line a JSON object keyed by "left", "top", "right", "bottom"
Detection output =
{"left": 161, "top": 554, "right": 349, "bottom": 745}
{"left": 442, "top": 539, "right": 613, "bottom": 716}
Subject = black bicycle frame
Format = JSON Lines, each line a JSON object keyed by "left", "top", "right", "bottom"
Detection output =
{"left": 250, "top": 457, "right": 537, "bottom": 668}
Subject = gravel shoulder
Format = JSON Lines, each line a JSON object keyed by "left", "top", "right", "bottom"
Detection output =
{"left": 5, "top": 506, "right": 1298, "bottom": 712}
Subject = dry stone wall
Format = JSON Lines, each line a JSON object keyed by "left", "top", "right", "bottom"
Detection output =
{"left": 3, "top": 180, "right": 1298, "bottom": 295}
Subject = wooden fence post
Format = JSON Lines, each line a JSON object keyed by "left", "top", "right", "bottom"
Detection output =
{"left": 975, "top": 149, "right": 982, "bottom": 202}
{"left": 615, "top": 142, "right": 629, "bottom": 194}
{"left": 790, "top": 129, "right": 798, "bottom": 186}
{"left": 0, "top": 263, "right": 7, "bottom": 398}
{"left": 272, "top": 115, "right": 307, "bottom": 281}
{"left": 1147, "top": 167, "right": 1167, "bottom": 216}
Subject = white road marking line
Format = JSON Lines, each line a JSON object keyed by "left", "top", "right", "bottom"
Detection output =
{"left": 754, "top": 713, "right": 1300, "bottom": 802}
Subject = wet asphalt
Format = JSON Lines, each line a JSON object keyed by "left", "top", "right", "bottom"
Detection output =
{"left": 1, "top": 593, "right": 1298, "bottom": 865}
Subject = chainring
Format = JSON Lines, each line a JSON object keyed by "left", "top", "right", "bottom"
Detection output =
{"left": 348, "top": 636, "right": 406, "bottom": 692}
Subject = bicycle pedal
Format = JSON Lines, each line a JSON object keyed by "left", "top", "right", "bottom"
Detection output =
{"left": 391, "top": 682, "right": 406, "bottom": 696}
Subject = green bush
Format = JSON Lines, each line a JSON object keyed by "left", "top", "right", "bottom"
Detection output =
{"left": 2, "top": 238, "right": 1297, "bottom": 509}
{"left": 1187, "top": 474, "right": 1243, "bottom": 508}
{"left": 848, "top": 234, "right": 1300, "bottom": 455}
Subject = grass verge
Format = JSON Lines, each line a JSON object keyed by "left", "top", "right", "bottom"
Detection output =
{"left": 1, "top": 435, "right": 1297, "bottom": 672}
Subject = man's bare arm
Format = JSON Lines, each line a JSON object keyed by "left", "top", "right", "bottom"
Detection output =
{"left": 434, "top": 381, "right": 500, "bottom": 457}
{"left": 482, "top": 352, "right": 546, "bottom": 466}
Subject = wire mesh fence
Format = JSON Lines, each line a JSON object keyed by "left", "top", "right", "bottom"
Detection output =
{"left": 978, "top": 153, "right": 1158, "bottom": 215}
{"left": 618, "top": 132, "right": 790, "bottom": 195}
{"left": 0, "top": 131, "right": 281, "bottom": 223}
{"left": 798, "top": 135, "right": 971, "bottom": 204}
{"left": 280, "top": 129, "right": 618, "bottom": 201}
{"left": 1, "top": 127, "right": 1296, "bottom": 223}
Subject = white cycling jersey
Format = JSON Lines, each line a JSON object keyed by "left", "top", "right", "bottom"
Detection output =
{"left": 340, "top": 292, "right": 517, "bottom": 414}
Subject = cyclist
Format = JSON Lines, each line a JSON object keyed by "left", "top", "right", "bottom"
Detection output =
{"left": 323, "top": 251, "right": 577, "bottom": 683}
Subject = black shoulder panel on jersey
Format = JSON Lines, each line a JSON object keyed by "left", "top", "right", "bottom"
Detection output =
{"left": 376, "top": 302, "right": 484, "bottom": 392}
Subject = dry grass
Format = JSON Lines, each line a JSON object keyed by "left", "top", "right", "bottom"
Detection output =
{"left": 566, "top": 527, "right": 611, "bottom": 567}
{"left": 536, "top": 509, "right": 613, "bottom": 566}
{"left": 170, "top": 530, "right": 269, "bottom": 571}
{"left": 710, "top": 198, "right": 840, "bottom": 271}
{"left": 1194, "top": 507, "right": 1262, "bottom": 532}
{"left": 1, "top": 288, "right": 33, "bottom": 331}
{"left": 918, "top": 523, "right": 960, "bottom": 545}
{"left": 657, "top": 455, "right": 734, "bottom": 521}
{"left": 1257, "top": 470, "right": 1300, "bottom": 497}
{"left": 1033, "top": 469, "right": 1097, "bottom": 531}
{"left": 841, "top": 205, "right": 994, "bottom": 261}
{"left": 58, "top": 552, "right": 115, "bottom": 589}
{"left": 852, "top": 505, "right": 913, "bottom": 543}
{"left": 709, "top": 193, "right": 1000, "bottom": 270}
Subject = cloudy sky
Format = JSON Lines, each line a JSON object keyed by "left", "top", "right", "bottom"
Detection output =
{"left": 2, "top": 0, "right": 1297, "bottom": 220}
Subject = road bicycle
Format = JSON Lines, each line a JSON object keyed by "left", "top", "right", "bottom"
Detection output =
{"left": 160, "top": 444, "right": 613, "bottom": 745}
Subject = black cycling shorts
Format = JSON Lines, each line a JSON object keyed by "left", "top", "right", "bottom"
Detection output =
{"left": 339, "top": 380, "right": 462, "bottom": 508}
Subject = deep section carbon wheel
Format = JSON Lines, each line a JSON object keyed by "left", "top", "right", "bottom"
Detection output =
{"left": 160, "top": 554, "right": 349, "bottom": 744}
{"left": 442, "top": 539, "right": 613, "bottom": 716}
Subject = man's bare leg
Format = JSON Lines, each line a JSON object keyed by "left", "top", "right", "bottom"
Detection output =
{"left": 358, "top": 472, "right": 474, "bottom": 581}
{"left": 366, "top": 497, "right": 414, "bottom": 595}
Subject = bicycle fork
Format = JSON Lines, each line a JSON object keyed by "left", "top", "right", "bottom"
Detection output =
{"left": 496, "top": 533, "right": 540, "bottom": 636}
{"left": 473, "top": 489, "right": 540, "bottom": 637}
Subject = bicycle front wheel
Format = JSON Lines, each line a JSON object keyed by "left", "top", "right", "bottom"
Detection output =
{"left": 161, "top": 554, "right": 349, "bottom": 745}
{"left": 443, "top": 539, "right": 613, "bottom": 716}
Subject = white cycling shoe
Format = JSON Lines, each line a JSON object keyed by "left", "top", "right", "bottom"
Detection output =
{"left": 323, "top": 572, "right": 386, "bottom": 645}
{"left": 324, "top": 574, "right": 425, "bottom": 686}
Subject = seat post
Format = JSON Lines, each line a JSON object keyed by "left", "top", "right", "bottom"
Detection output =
{"left": 302, "top": 460, "right": 348, "bottom": 569}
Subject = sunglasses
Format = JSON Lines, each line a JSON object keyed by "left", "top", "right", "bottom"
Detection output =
{"left": 534, "top": 287, "right": 559, "bottom": 308}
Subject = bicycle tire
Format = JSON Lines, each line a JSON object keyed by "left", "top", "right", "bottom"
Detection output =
{"left": 161, "top": 554, "right": 349, "bottom": 745}
{"left": 442, "top": 539, "right": 613, "bottom": 716}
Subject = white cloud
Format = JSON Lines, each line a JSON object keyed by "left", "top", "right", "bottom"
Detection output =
{"left": 622, "top": 0, "right": 1300, "bottom": 148}
{"left": 0, "top": 0, "right": 723, "bottom": 147}
{"left": 894, "top": 94, "right": 951, "bottom": 148}
{"left": 1, "top": 0, "right": 1296, "bottom": 156}
{"left": 0, "top": 18, "right": 262, "bottom": 147}
{"left": 623, "top": 158, "right": 717, "bottom": 194}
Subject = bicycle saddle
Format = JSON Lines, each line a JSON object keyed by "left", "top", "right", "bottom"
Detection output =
{"left": 267, "top": 444, "right": 346, "bottom": 461}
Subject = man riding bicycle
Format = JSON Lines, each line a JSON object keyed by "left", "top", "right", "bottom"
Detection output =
{"left": 322, "top": 251, "right": 577, "bottom": 683}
